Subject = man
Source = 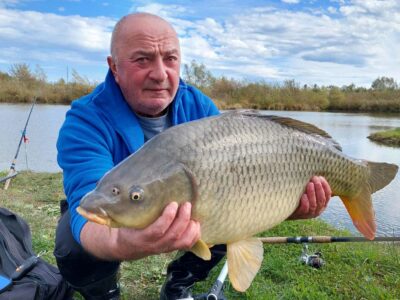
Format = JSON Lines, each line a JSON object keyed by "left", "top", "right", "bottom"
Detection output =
{"left": 54, "top": 13, "right": 332, "bottom": 300}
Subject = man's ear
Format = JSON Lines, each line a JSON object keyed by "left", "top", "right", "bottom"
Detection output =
{"left": 107, "top": 56, "right": 119, "bottom": 83}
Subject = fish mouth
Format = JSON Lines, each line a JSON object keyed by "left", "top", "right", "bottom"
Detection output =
{"left": 76, "top": 206, "right": 112, "bottom": 227}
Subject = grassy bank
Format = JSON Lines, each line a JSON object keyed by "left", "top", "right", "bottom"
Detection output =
{"left": 368, "top": 128, "right": 400, "bottom": 147}
{"left": 0, "top": 172, "right": 399, "bottom": 299}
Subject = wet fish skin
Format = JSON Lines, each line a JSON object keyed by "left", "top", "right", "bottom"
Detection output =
{"left": 78, "top": 110, "right": 398, "bottom": 292}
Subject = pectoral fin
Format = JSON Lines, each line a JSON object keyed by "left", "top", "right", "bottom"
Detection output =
{"left": 190, "top": 239, "right": 211, "bottom": 260}
{"left": 227, "top": 237, "right": 264, "bottom": 292}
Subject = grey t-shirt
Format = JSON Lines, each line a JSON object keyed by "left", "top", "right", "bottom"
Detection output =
{"left": 135, "top": 110, "right": 172, "bottom": 142}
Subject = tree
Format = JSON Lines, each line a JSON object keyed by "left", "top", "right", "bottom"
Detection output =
{"left": 34, "top": 64, "right": 47, "bottom": 82}
{"left": 9, "top": 63, "right": 35, "bottom": 82}
{"left": 328, "top": 86, "right": 345, "bottom": 108}
{"left": 183, "top": 60, "right": 215, "bottom": 90}
{"left": 371, "top": 77, "right": 398, "bottom": 90}
{"left": 0, "top": 71, "right": 11, "bottom": 81}
{"left": 71, "top": 69, "right": 90, "bottom": 85}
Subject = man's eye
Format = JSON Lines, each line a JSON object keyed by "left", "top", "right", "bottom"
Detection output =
{"left": 136, "top": 57, "right": 148, "bottom": 63}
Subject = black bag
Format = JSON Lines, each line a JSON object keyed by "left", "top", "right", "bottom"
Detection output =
{"left": 0, "top": 207, "right": 72, "bottom": 300}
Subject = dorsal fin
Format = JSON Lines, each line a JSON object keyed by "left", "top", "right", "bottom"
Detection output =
{"left": 231, "top": 110, "right": 342, "bottom": 151}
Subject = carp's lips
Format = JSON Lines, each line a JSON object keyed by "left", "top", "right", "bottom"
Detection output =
{"left": 76, "top": 206, "right": 112, "bottom": 227}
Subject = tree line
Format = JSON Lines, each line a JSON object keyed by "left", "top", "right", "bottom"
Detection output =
{"left": 0, "top": 63, "right": 95, "bottom": 104}
{"left": 1, "top": 62, "right": 399, "bottom": 112}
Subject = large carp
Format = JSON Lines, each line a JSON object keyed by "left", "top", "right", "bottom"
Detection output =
{"left": 77, "top": 110, "right": 398, "bottom": 291}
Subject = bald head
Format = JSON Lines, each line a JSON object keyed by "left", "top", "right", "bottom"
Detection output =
{"left": 110, "top": 13, "right": 179, "bottom": 60}
{"left": 106, "top": 12, "right": 181, "bottom": 117}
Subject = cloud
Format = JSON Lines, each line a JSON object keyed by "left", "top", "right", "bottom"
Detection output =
{"left": 302, "top": 50, "right": 366, "bottom": 67}
{"left": 0, "top": 7, "right": 116, "bottom": 81}
{"left": 132, "top": 2, "right": 187, "bottom": 19}
{"left": 0, "top": 0, "right": 20, "bottom": 8}
{"left": 281, "top": 0, "right": 300, "bottom": 3}
{"left": 0, "top": 8, "right": 114, "bottom": 53}
{"left": 327, "top": 6, "right": 337, "bottom": 13}
{"left": 164, "top": 1, "right": 400, "bottom": 86}
{"left": 1, "top": 1, "right": 400, "bottom": 86}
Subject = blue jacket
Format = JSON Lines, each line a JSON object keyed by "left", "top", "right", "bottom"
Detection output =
{"left": 57, "top": 70, "right": 220, "bottom": 243}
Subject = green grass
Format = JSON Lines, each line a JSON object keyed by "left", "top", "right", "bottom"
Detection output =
{"left": 368, "top": 128, "right": 400, "bottom": 147}
{"left": 1, "top": 171, "right": 399, "bottom": 299}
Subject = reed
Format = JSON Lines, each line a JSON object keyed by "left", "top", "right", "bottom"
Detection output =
{"left": 1, "top": 63, "right": 400, "bottom": 113}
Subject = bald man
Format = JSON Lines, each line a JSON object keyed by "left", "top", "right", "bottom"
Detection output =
{"left": 54, "top": 13, "right": 332, "bottom": 300}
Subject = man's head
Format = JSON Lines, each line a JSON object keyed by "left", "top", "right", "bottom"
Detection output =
{"left": 107, "top": 13, "right": 181, "bottom": 117}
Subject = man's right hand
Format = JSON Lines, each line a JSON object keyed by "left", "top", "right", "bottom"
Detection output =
{"left": 80, "top": 202, "right": 201, "bottom": 261}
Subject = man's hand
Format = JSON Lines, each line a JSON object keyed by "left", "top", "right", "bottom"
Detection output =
{"left": 81, "top": 202, "right": 200, "bottom": 261}
{"left": 288, "top": 176, "right": 332, "bottom": 220}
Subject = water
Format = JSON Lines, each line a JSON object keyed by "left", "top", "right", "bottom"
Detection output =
{"left": 0, "top": 103, "right": 69, "bottom": 172}
{"left": 1, "top": 104, "right": 399, "bottom": 236}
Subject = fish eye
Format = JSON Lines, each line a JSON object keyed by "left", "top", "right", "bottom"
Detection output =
{"left": 130, "top": 186, "right": 144, "bottom": 202}
{"left": 112, "top": 187, "right": 120, "bottom": 195}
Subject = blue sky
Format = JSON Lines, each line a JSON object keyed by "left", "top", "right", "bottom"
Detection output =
{"left": 1, "top": 0, "right": 399, "bottom": 87}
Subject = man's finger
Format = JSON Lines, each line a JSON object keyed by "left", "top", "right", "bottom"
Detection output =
{"left": 312, "top": 176, "right": 326, "bottom": 211}
{"left": 288, "top": 193, "right": 309, "bottom": 220}
{"left": 298, "top": 194, "right": 310, "bottom": 215}
{"left": 144, "top": 202, "right": 179, "bottom": 238}
{"left": 175, "top": 220, "right": 201, "bottom": 250}
{"left": 162, "top": 202, "right": 192, "bottom": 242}
{"left": 319, "top": 176, "right": 332, "bottom": 201}
{"left": 306, "top": 181, "right": 317, "bottom": 214}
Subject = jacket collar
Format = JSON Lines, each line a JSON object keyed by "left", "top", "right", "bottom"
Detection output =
{"left": 93, "top": 69, "right": 186, "bottom": 153}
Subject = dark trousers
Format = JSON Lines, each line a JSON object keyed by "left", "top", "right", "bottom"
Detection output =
{"left": 53, "top": 201, "right": 226, "bottom": 292}
{"left": 53, "top": 201, "right": 120, "bottom": 289}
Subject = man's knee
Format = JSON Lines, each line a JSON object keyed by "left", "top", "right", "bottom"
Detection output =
{"left": 53, "top": 203, "right": 119, "bottom": 287}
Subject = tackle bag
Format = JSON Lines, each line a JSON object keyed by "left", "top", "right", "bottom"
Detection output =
{"left": 0, "top": 207, "right": 72, "bottom": 299}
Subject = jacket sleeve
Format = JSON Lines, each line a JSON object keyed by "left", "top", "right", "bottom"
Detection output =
{"left": 57, "top": 102, "right": 115, "bottom": 244}
{"left": 204, "top": 94, "right": 220, "bottom": 117}
{"left": 184, "top": 84, "right": 221, "bottom": 119}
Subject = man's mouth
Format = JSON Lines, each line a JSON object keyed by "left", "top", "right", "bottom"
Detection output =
{"left": 146, "top": 88, "right": 168, "bottom": 92}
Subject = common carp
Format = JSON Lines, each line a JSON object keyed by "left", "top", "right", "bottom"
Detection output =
{"left": 77, "top": 110, "right": 398, "bottom": 292}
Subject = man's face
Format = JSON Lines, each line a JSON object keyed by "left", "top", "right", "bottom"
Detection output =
{"left": 108, "top": 17, "right": 181, "bottom": 117}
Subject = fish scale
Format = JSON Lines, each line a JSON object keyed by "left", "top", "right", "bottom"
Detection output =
{"left": 173, "top": 115, "right": 322, "bottom": 243}
{"left": 78, "top": 110, "right": 398, "bottom": 292}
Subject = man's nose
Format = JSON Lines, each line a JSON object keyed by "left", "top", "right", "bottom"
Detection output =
{"left": 149, "top": 58, "right": 168, "bottom": 82}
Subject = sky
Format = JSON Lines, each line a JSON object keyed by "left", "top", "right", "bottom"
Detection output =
{"left": 1, "top": 0, "right": 399, "bottom": 87}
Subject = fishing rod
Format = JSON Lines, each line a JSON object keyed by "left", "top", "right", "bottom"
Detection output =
{"left": 3, "top": 97, "right": 36, "bottom": 190}
{"left": 0, "top": 172, "right": 19, "bottom": 184}
{"left": 185, "top": 235, "right": 400, "bottom": 300}
{"left": 259, "top": 235, "right": 400, "bottom": 244}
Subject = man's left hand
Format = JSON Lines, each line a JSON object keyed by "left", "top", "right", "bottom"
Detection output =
{"left": 288, "top": 176, "right": 332, "bottom": 220}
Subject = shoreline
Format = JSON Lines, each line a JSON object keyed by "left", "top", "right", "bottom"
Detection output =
{"left": 2, "top": 101, "right": 400, "bottom": 115}
{"left": 367, "top": 128, "right": 400, "bottom": 147}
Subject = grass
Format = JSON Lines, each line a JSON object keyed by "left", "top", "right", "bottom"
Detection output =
{"left": 368, "top": 128, "right": 400, "bottom": 147}
{"left": 1, "top": 171, "right": 399, "bottom": 299}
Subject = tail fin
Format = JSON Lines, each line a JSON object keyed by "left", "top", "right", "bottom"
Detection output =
{"left": 367, "top": 161, "right": 398, "bottom": 193}
{"left": 340, "top": 161, "right": 398, "bottom": 240}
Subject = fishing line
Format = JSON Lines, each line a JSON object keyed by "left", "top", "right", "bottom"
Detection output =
{"left": 24, "top": 140, "right": 29, "bottom": 171}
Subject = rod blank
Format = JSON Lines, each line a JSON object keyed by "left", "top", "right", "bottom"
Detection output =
{"left": 259, "top": 236, "right": 400, "bottom": 244}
